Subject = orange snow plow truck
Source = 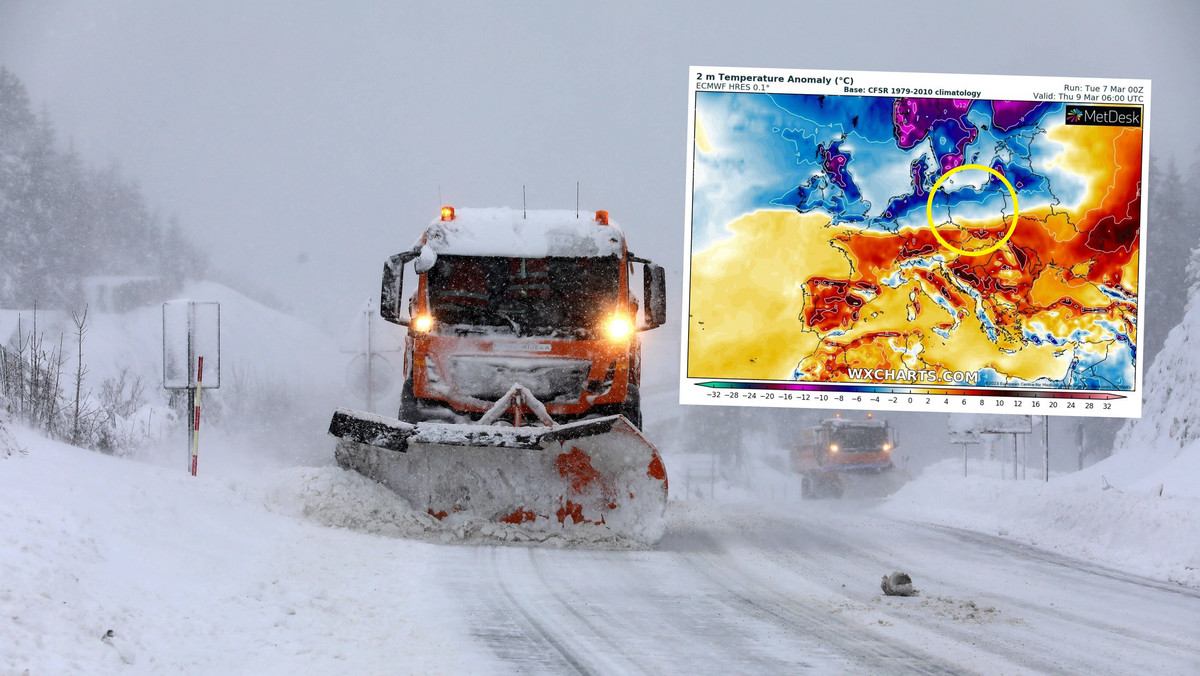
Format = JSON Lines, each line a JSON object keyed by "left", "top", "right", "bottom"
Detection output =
{"left": 328, "top": 207, "right": 669, "bottom": 542}
{"left": 793, "top": 416, "right": 908, "bottom": 499}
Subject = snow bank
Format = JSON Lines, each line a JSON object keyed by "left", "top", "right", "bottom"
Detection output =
{"left": 0, "top": 281, "right": 348, "bottom": 458}
{"left": 885, "top": 458, "right": 1200, "bottom": 587}
{"left": 0, "top": 425, "right": 491, "bottom": 675}
{"left": 266, "top": 466, "right": 440, "bottom": 537}
{"left": 1, "top": 279, "right": 343, "bottom": 395}
{"left": 267, "top": 466, "right": 651, "bottom": 549}
{"left": 1094, "top": 293, "right": 1200, "bottom": 498}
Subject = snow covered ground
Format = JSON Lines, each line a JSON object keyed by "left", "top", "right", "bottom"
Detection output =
{"left": 885, "top": 458, "right": 1200, "bottom": 587}
{"left": 1, "top": 425, "right": 494, "bottom": 675}
{"left": 5, "top": 424, "right": 1199, "bottom": 675}
{"left": 5, "top": 286, "right": 1200, "bottom": 673}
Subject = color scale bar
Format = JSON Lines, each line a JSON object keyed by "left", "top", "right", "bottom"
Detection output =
{"left": 697, "top": 381, "right": 1124, "bottom": 400}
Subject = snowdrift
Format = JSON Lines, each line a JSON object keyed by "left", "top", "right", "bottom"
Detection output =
{"left": 1, "top": 281, "right": 350, "bottom": 463}
{"left": 269, "top": 465, "right": 654, "bottom": 547}
{"left": 1093, "top": 292, "right": 1200, "bottom": 498}
{"left": 2, "top": 281, "right": 341, "bottom": 392}
{"left": 885, "top": 458, "right": 1200, "bottom": 587}
{"left": 0, "top": 424, "right": 500, "bottom": 674}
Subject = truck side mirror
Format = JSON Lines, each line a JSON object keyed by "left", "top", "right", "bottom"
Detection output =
{"left": 380, "top": 250, "right": 419, "bottom": 325}
{"left": 643, "top": 263, "right": 667, "bottom": 329}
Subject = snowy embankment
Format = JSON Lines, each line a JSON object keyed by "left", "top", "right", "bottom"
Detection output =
{"left": 0, "top": 424, "right": 494, "bottom": 675}
{"left": 0, "top": 281, "right": 344, "bottom": 399}
{"left": 0, "top": 280, "right": 351, "bottom": 465}
{"left": 883, "top": 458, "right": 1200, "bottom": 587}
{"left": 1098, "top": 289, "right": 1200, "bottom": 499}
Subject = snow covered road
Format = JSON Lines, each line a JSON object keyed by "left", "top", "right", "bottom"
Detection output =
{"left": 5, "top": 432, "right": 1199, "bottom": 675}
{"left": 439, "top": 501, "right": 1200, "bottom": 675}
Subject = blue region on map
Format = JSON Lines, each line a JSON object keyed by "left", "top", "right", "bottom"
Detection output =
{"left": 763, "top": 94, "right": 1060, "bottom": 231}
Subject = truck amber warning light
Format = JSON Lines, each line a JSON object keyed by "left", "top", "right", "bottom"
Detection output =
{"left": 412, "top": 315, "right": 433, "bottom": 332}
{"left": 681, "top": 67, "right": 1150, "bottom": 418}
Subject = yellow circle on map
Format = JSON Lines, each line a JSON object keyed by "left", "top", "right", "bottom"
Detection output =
{"left": 925, "top": 163, "right": 1020, "bottom": 257}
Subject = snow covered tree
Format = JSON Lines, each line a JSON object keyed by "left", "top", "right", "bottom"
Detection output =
{"left": 1142, "top": 156, "right": 1196, "bottom": 366}
{"left": 0, "top": 405, "right": 17, "bottom": 458}
{"left": 0, "top": 66, "right": 208, "bottom": 309}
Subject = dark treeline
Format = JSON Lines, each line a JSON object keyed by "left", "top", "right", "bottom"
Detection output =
{"left": 0, "top": 66, "right": 207, "bottom": 309}
{"left": 1144, "top": 154, "right": 1200, "bottom": 366}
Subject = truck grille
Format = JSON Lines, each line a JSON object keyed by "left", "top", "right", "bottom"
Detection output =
{"left": 447, "top": 356, "right": 592, "bottom": 404}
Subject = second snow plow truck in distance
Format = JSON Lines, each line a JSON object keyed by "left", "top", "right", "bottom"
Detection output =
{"left": 329, "top": 207, "right": 669, "bottom": 542}
{"left": 793, "top": 415, "right": 908, "bottom": 499}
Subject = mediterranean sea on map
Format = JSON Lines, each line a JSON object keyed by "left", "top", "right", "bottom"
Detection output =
{"left": 687, "top": 92, "right": 1142, "bottom": 391}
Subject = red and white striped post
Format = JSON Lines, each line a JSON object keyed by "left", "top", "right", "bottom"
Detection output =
{"left": 191, "top": 356, "right": 204, "bottom": 476}
{"left": 165, "top": 299, "right": 220, "bottom": 474}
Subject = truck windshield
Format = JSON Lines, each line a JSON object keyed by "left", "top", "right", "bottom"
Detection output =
{"left": 829, "top": 425, "right": 890, "bottom": 453}
{"left": 427, "top": 255, "right": 621, "bottom": 336}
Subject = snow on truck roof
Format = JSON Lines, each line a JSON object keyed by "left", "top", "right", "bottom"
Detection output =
{"left": 822, "top": 418, "right": 888, "bottom": 427}
{"left": 418, "top": 207, "right": 625, "bottom": 258}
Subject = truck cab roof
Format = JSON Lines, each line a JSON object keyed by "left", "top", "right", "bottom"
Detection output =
{"left": 821, "top": 418, "right": 888, "bottom": 428}
{"left": 418, "top": 207, "right": 626, "bottom": 258}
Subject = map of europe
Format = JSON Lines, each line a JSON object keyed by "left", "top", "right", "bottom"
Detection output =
{"left": 687, "top": 92, "right": 1143, "bottom": 391}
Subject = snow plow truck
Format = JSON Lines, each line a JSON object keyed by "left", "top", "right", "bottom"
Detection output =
{"left": 329, "top": 207, "right": 669, "bottom": 542}
{"left": 793, "top": 415, "right": 908, "bottom": 498}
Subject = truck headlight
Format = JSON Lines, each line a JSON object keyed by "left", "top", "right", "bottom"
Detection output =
{"left": 606, "top": 316, "right": 631, "bottom": 340}
{"left": 413, "top": 315, "right": 433, "bottom": 332}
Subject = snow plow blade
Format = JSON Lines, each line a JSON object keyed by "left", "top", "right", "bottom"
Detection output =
{"left": 328, "top": 408, "right": 668, "bottom": 544}
{"left": 829, "top": 466, "right": 911, "bottom": 499}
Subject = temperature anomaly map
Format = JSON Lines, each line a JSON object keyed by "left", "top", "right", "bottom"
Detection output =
{"left": 682, "top": 67, "right": 1150, "bottom": 417}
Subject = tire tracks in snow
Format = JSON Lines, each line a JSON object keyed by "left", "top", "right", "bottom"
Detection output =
{"left": 519, "top": 545, "right": 838, "bottom": 674}
{"left": 881, "top": 521, "right": 1200, "bottom": 659}
{"left": 731, "top": 507, "right": 1200, "bottom": 674}
{"left": 444, "top": 503, "right": 1200, "bottom": 674}
{"left": 523, "top": 550, "right": 654, "bottom": 676}
{"left": 459, "top": 545, "right": 597, "bottom": 675}
{"left": 466, "top": 538, "right": 852, "bottom": 673}
{"left": 677, "top": 535, "right": 969, "bottom": 676}
{"left": 930, "top": 524, "right": 1200, "bottom": 599}
{"left": 728, "top": 520, "right": 1077, "bottom": 675}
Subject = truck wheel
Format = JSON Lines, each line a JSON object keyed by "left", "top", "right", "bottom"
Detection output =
{"left": 801, "top": 474, "right": 814, "bottom": 500}
{"left": 399, "top": 376, "right": 420, "bottom": 423}
{"left": 621, "top": 384, "right": 642, "bottom": 430}
{"left": 821, "top": 473, "right": 844, "bottom": 499}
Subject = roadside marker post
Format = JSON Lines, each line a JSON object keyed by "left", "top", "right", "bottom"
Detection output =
{"left": 164, "top": 300, "right": 220, "bottom": 475}
{"left": 191, "top": 356, "right": 203, "bottom": 476}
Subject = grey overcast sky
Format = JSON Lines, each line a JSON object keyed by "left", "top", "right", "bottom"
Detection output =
{"left": 2, "top": 1, "right": 1197, "bottom": 333}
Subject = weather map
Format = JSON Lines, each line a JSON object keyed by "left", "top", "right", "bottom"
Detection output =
{"left": 682, "top": 68, "right": 1150, "bottom": 417}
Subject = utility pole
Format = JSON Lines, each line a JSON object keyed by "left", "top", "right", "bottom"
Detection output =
{"left": 365, "top": 299, "right": 374, "bottom": 413}
{"left": 1012, "top": 433, "right": 1018, "bottom": 480}
{"left": 1076, "top": 423, "right": 1085, "bottom": 471}
{"left": 1043, "top": 415, "right": 1050, "bottom": 482}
